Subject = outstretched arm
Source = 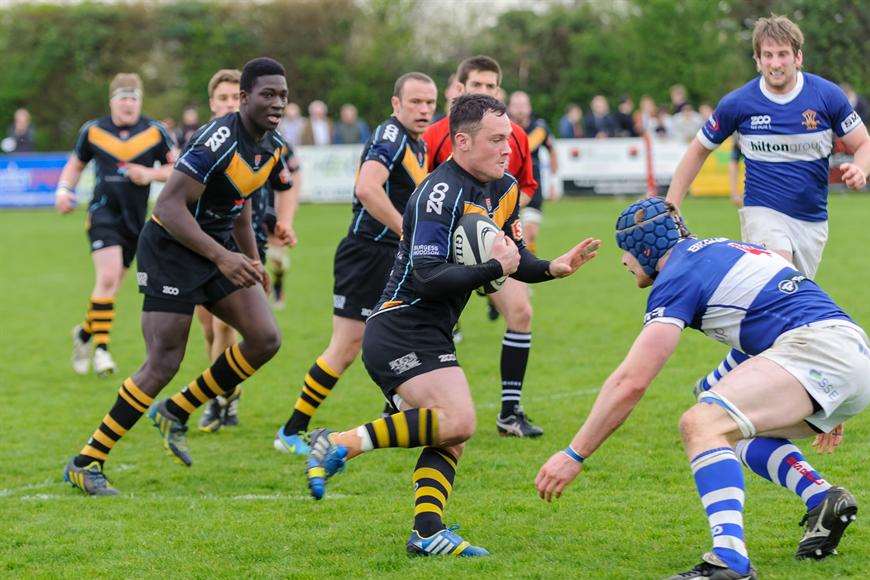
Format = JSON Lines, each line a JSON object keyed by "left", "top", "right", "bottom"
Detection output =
{"left": 663, "top": 138, "right": 713, "bottom": 207}
{"left": 535, "top": 322, "right": 682, "bottom": 501}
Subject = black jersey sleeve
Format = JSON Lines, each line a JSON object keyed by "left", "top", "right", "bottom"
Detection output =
{"left": 513, "top": 247, "right": 552, "bottom": 283}
{"left": 412, "top": 260, "right": 504, "bottom": 297}
{"left": 73, "top": 121, "right": 95, "bottom": 163}
{"left": 364, "top": 119, "right": 406, "bottom": 171}
{"left": 174, "top": 120, "right": 235, "bottom": 184}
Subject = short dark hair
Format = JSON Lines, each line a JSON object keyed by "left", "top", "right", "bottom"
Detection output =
{"left": 456, "top": 55, "right": 501, "bottom": 85}
{"left": 393, "top": 72, "right": 435, "bottom": 99}
{"left": 449, "top": 94, "right": 506, "bottom": 141}
{"left": 240, "top": 57, "right": 285, "bottom": 93}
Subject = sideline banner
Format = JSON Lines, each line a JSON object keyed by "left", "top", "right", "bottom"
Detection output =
{"left": 4, "top": 141, "right": 859, "bottom": 208}
{"left": 295, "top": 144, "right": 362, "bottom": 203}
{"left": 556, "top": 138, "right": 648, "bottom": 195}
{"left": 0, "top": 153, "right": 68, "bottom": 207}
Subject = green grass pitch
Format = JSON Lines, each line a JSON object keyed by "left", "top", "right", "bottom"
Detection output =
{"left": 1, "top": 196, "right": 869, "bottom": 578}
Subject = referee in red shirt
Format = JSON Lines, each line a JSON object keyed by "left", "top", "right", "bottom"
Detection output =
{"left": 423, "top": 55, "right": 543, "bottom": 438}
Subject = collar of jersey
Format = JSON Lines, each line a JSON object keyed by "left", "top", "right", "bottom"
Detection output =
{"left": 758, "top": 71, "right": 804, "bottom": 105}
{"left": 447, "top": 158, "right": 487, "bottom": 187}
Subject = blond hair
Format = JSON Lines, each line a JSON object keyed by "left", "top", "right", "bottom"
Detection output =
{"left": 752, "top": 15, "right": 804, "bottom": 58}
{"left": 109, "top": 73, "right": 142, "bottom": 98}
{"left": 207, "top": 69, "right": 241, "bottom": 98}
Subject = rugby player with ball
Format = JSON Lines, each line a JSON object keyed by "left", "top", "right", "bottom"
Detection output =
{"left": 301, "top": 93, "right": 599, "bottom": 557}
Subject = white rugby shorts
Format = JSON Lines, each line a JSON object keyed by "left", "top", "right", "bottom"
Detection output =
{"left": 758, "top": 320, "right": 870, "bottom": 433}
{"left": 738, "top": 205, "right": 828, "bottom": 278}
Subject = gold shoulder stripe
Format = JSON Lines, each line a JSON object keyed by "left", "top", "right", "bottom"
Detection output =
{"left": 462, "top": 202, "right": 487, "bottom": 217}
{"left": 401, "top": 146, "right": 428, "bottom": 186}
{"left": 225, "top": 151, "right": 278, "bottom": 197}
{"left": 88, "top": 125, "right": 162, "bottom": 162}
{"left": 491, "top": 183, "right": 518, "bottom": 228}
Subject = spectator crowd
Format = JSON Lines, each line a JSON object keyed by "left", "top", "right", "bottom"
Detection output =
{"left": 4, "top": 81, "right": 868, "bottom": 152}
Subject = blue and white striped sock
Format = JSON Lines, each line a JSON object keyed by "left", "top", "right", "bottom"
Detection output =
{"left": 691, "top": 447, "right": 750, "bottom": 575}
{"left": 696, "top": 349, "right": 751, "bottom": 393}
{"left": 735, "top": 437, "right": 831, "bottom": 511}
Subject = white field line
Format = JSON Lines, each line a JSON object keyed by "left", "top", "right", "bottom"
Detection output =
{"left": 4, "top": 387, "right": 634, "bottom": 500}
{"left": 16, "top": 492, "right": 348, "bottom": 501}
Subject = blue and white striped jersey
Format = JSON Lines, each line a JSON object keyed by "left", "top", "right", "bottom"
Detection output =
{"left": 644, "top": 237, "right": 851, "bottom": 355}
{"left": 698, "top": 72, "right": 863, "bottom": 222}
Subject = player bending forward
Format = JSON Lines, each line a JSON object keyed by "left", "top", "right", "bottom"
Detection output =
{"left": 536, "top": 198, "right": 869, "bottom": 579}
{"left": 303, "top": 94, "right": 599, "bottom": 556}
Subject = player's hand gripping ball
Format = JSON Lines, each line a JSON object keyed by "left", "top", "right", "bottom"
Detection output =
{"left": 452, "top": 213, "right": 508, "bottom": 293}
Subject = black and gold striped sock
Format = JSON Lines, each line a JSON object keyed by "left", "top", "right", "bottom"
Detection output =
{"left": 74, "top": 377, "right": 153, "bottom": 467}
{"left": 413, "top": 447, "right": 457, "bottom": 537}
{"left": 165, "top": 343, "right": 257, "bottom": 423}
{"left": 359, "top": 408, "right": 439, "bottom": 450}
{"left": 284, "top": 357, "right": 340, "bottom": 435}
{"left": 88, "top": 297, "right": 115, "bottom": 351}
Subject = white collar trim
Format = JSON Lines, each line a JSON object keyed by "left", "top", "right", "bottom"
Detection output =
{"left": 759, "top": 71, "right": 804, "bottom": 104}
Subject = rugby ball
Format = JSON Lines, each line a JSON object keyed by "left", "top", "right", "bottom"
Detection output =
{"left": 452, "top": 213, "right": 507, "bottom": 294}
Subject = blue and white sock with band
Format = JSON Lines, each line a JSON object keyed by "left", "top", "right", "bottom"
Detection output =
{"left": 735, "top": 437, "right": 831, "bottom": 510}
{"left": 697, "top": 349, "right": 751, "bottom": 393}
{"left": 691, "top": 446, "right": 751, "bottom": 574}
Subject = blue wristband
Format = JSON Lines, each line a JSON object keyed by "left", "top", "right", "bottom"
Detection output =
{"left": 563, "top": 445, "right": 585, "bottom": 463}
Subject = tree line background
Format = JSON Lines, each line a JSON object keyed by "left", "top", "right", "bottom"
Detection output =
{"left": 0, "top": 0, "right": 866, "bottom": 150}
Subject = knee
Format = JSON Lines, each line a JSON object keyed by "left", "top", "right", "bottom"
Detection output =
{"left": 679, "top": 405, "right": 712, "bottom": 446}
{"left": 338, "top": 336, "right": 362, "bottom": 368}
{"left": 260, "top": 326, "right": 282, "bottom": 360}
{"left": 439, "top": 407, "right": 476, "bottom": 445}
{"left": 325, "top": 331, "right": 363, "bottom": 371}
{"left": 143, "top": 352, "right": 183, "bottom": 389}
{"left": 94, "top": 271, "right": 121, "bottom": 295}
{"left": 507, "top": 301, "right": 533, "bottom": 331}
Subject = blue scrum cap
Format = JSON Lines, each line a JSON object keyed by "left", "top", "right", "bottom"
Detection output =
{"left": 615, "top": 198, "right": 688, "bottom": 277}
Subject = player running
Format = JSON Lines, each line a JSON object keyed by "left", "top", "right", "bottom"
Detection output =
{"left": 193, "top": 69, "right": 300, "bottom": 433}
{"left": 55, "top": 73, "right": 176, "bottom": 377}
{"left": 304, "top": 94, "right": 599, "bottom": 556}
{"left": 424, "top": 55, "right": 544, "bottom": 438}
{"left": 273, "top": 72, "right": 436, "bottom": 455}
{"left": 507, "top": 90, "right": 559, "bottom": 255}
{"left": 536, "top": 198, "right": 869, "bottom": 578}
{"left": 665, "top": 15, "right": 869, "bottom": 394}
{"left": 63, "top": 58, "right": 291, "bottom": 495}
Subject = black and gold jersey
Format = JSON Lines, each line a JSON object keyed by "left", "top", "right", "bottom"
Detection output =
{"left": 524, "top": 117, "right": 554, "bottom": 168}
{"left": 74, "top": 116, "right": 174, "bottom": 235}
{"left": 373, "top": 159, "right": 523, "bottom": 331}
{"left": 348, "top": 116, "right": 427, "bottom": 245}
{"left": 173, "top": 112, "right": 291, "bottom": 246}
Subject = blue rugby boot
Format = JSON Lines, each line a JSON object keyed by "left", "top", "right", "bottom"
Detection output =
{"left": 306, "top": 428, "right": 347, "bottom": 500}
{"left": 63, "top": 458, "right": 118, "bottom": 496}
{"left": 273, "top": 428, "right": 310, "bottom": 456}
{"left": 407, "top": 525, "right": 490, "bottom": 557}
{"left": 148, "top": 400, "right": 192, "bottom": 467}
